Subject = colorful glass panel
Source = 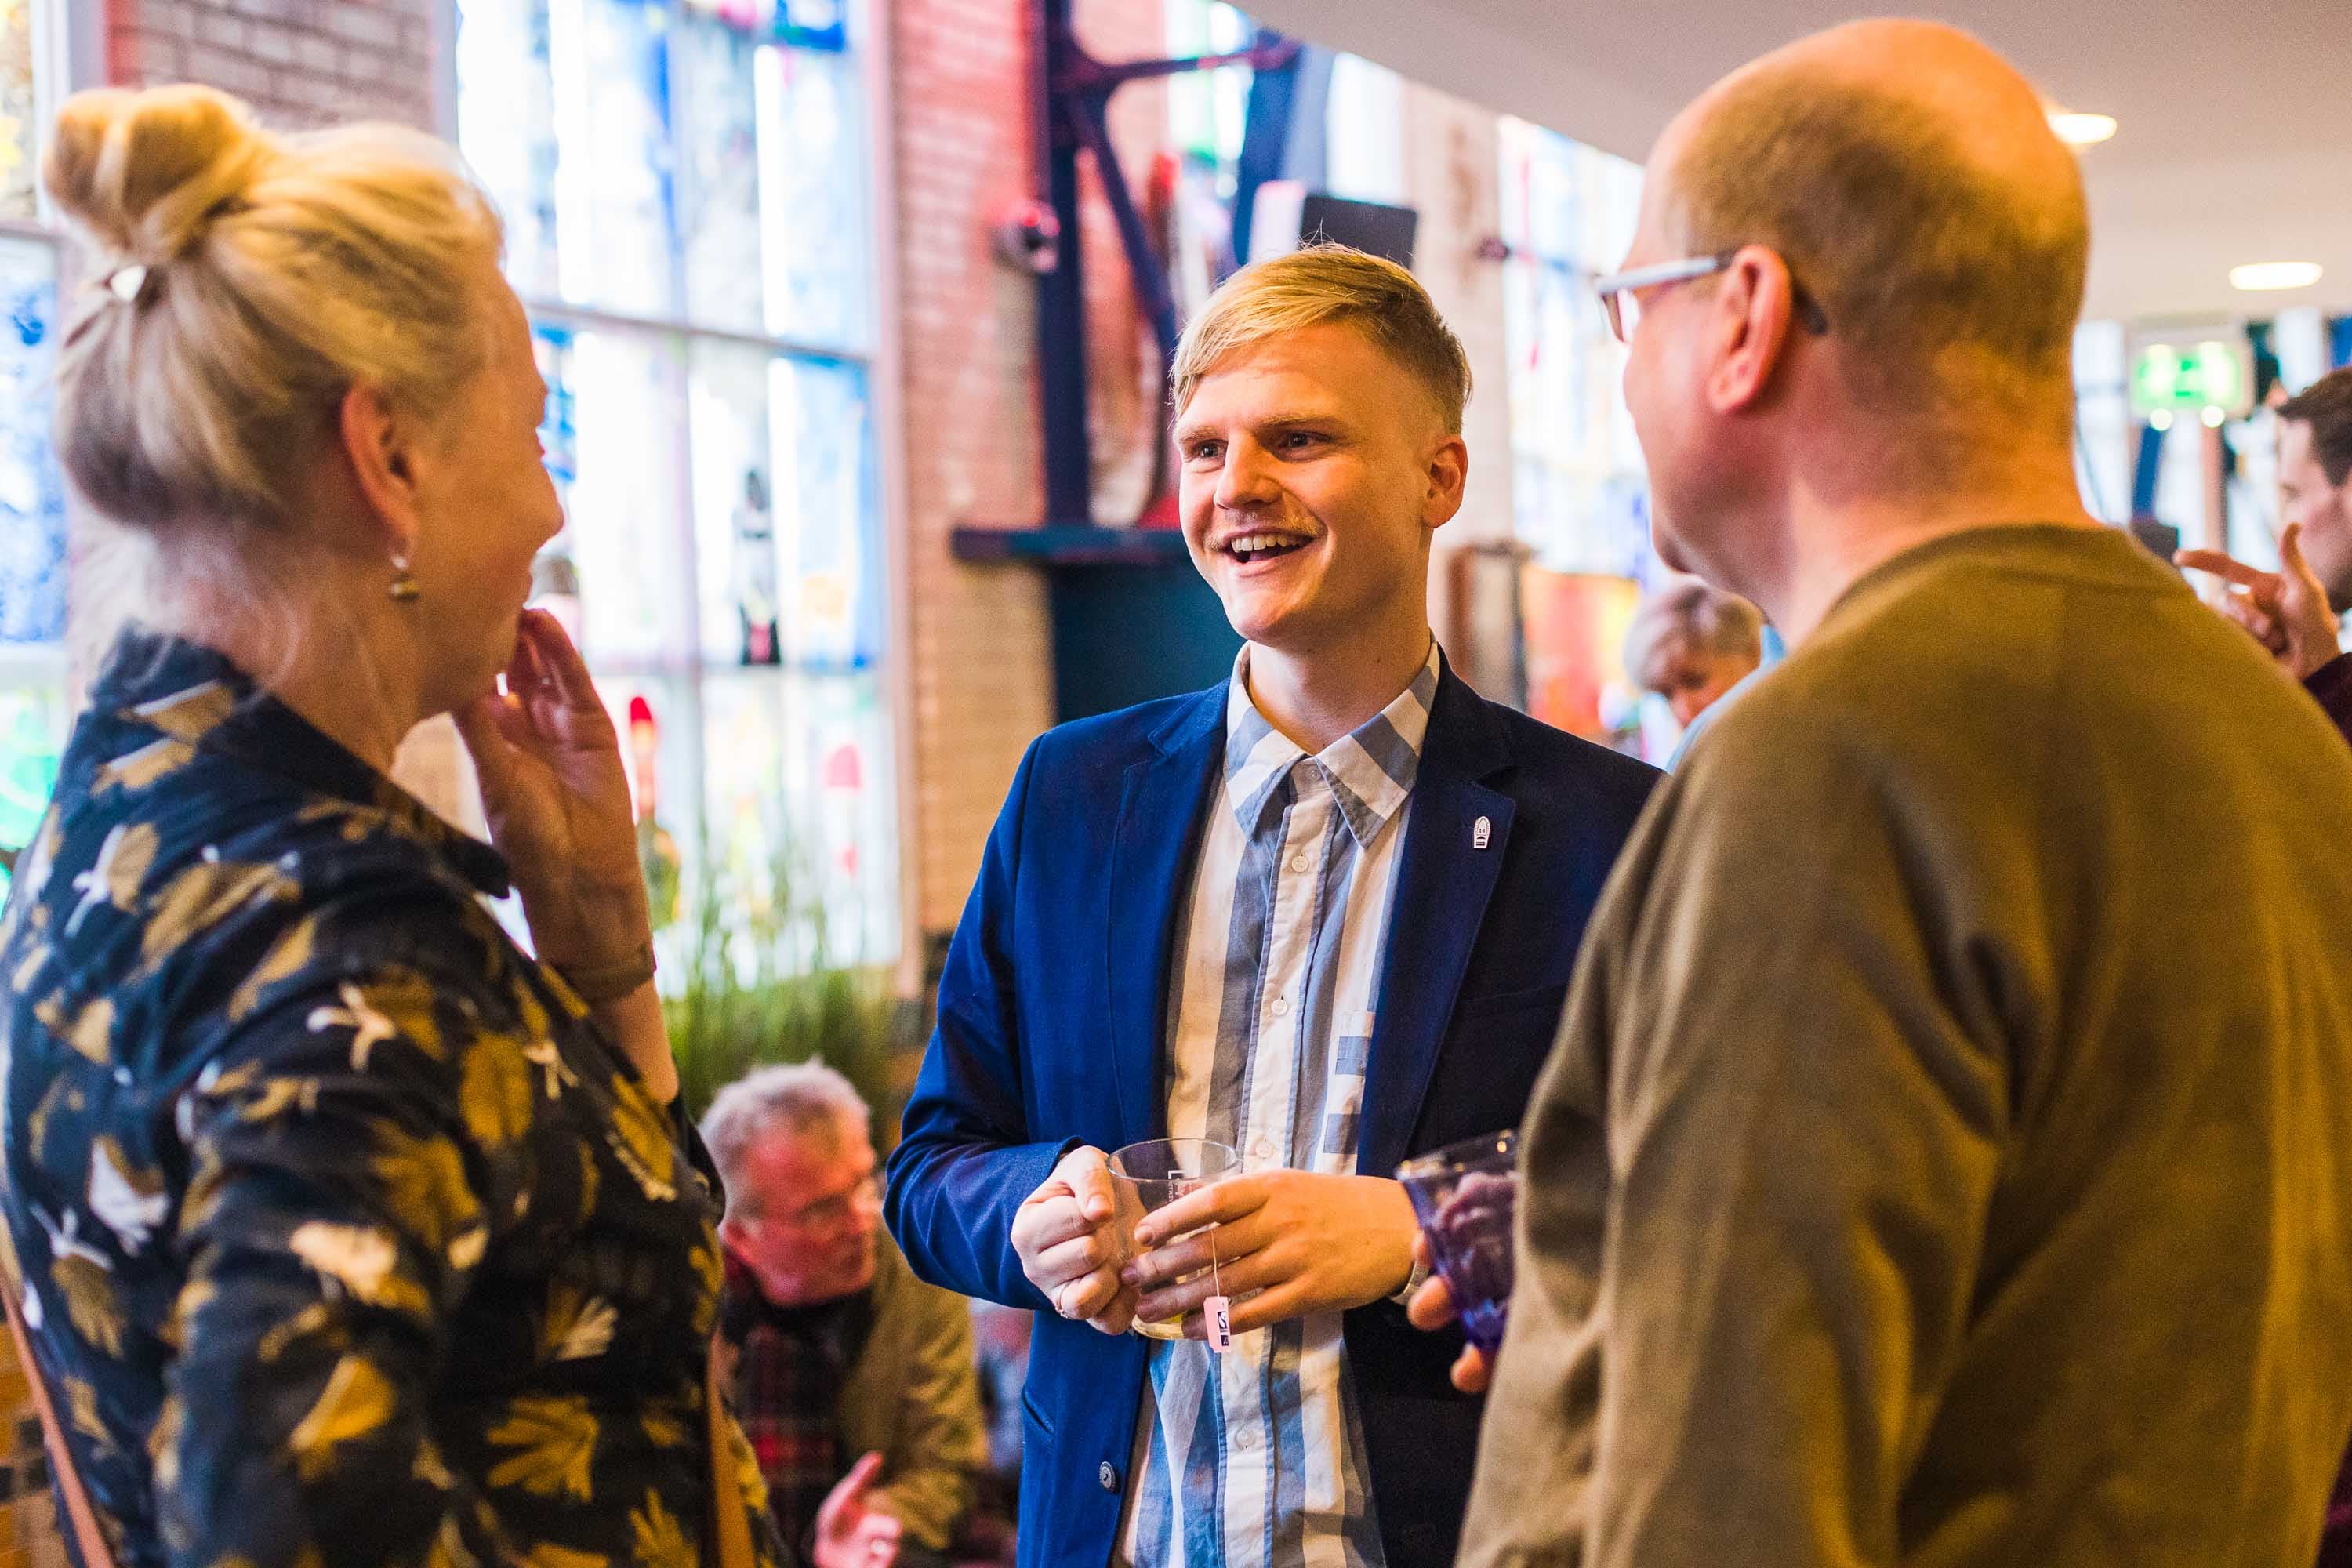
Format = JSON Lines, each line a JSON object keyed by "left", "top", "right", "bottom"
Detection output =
{"left": 463, "top": 0, "right": 895, "bottom": 970}
{"left": 0, "top": 0, "right": 34, "bottom": 222}
{"left": 0, "top": 235, "right": 62, "bottom": 645}
{"left": 753, "top": 43, "right": 870, "bottom": 350}
{"left": 1497, "top": 118, "right": 1651, "bottom": 581}
{"left": 0, "top": 673, "right": 65, "bottom": 891}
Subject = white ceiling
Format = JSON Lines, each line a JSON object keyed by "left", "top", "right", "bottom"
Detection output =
{"left": 1243, "top": 0, "right": 2352, "bottom": 324}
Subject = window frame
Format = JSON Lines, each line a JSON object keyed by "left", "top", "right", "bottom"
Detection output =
{"left": 444, "top": 0, "right": 918, "bottom": 981}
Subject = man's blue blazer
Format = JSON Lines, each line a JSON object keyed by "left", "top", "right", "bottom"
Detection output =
{"left": 884, "top": 655, "right": 1660, "bottom": 1568}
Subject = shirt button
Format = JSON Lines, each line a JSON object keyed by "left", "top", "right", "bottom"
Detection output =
{"left": 1272, "top": 998, "right": 1291, "bottom": 1018}
{"left": 1236, "top": 1427, "right": 1258, "bottom": 1450}
{"left": 1288, "top": 853, "right": 1309, "bottom": 873}
{"left": 1099, "top": 1462, "right": 1119, "bottom": 1491}
{"left": 1251, "top": 1138, "right": 1273, "bottom": 1161}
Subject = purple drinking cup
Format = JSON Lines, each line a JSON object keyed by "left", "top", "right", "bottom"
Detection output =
{"left": 1397, "top": 1131, "right": 1518, "bottom": 1357}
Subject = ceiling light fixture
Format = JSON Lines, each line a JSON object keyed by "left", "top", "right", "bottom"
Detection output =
{"left": 2047, "top": 111, "right": 2117, "bottom": 148}
{"left": 2230, "top": 261, "right": 2325, "bottom": 292}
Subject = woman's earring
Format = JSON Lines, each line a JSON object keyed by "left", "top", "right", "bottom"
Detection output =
{"left": 389, "top": 552, "right": 421, "bottom": 604}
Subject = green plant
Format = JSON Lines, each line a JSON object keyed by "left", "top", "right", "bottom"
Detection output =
{"left": 662, "top": 834, "right": 906, "bottom": 1127}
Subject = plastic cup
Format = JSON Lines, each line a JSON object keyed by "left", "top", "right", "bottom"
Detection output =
{"left": 1109, "top": 1138, "right": 1240, "bottom": 1341}
{"left": 1396, "top": 1130, "right": 1518, "bottom": 1357}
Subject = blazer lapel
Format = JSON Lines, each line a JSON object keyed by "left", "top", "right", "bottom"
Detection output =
{"left": 1105, "top": 691, "right": 1226, "bottom": 1150}
{"left": 1359, "top": 664, "right": 1515, "bottom": 1180}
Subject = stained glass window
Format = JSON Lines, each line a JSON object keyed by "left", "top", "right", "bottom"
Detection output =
{"left": 0, "top": 0, "right": 58, "bottom": 884}
{"left": 770, "top": 355, "right": 880, "bottom": 668}
{"left": 0, "top": 0, "right": 64, "bottom": 840}
{"left": 1496, "top": 118, "right": 1650, "bottom": 581}
{"left": 0, "top": 672, "right": 64, "bottom": 899}
{"left": 554, "top": 327, "right": 696, "bottom": 663}
{"left": 0, "top": 234, "right": 60, "bottom": 646}
{"left": 0, "top": 0, "right": 36, "bottom": 221}
{"left": 699, "top": 669, "right": 897, "bottom": 970}
{"left": 750, "top": 44, "right": 870, "bottom": 350}
{"left": 459, "top": 0, "right": 872, "bottom": 350}
{"left": 459, "top": 0, "right": 895, "bottom": 970}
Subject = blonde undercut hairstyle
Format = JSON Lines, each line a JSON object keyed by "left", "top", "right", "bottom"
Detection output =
{"left": 43, "top": 85, "right": 506, "bottom": 540}
{"left": 1171, "top": 245, "right": 1472, "bottom": 433}
{"left": 1671, "top": 67, "right": 2088, "bottom": 415}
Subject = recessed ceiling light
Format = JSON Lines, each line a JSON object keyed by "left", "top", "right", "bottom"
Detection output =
{"left": 2048, "top": 111, "right": 2117, "bottom": 147}
{"left": 2230, "top": 261, "right": 2325, "bottom": 292}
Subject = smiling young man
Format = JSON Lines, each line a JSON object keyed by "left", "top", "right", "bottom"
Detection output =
{"left": 884, "top": 246, "right": 1658, "bottom": 1568}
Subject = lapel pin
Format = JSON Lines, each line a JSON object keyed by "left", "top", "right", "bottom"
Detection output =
{"left": 1472, "top": 815, "right": 1491, "bottom": 851}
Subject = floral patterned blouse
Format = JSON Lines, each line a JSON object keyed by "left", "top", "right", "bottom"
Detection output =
{"left": 0, "top": 630, "right": 784, "bottom": 1568}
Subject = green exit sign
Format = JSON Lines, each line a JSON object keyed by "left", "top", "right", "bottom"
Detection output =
{"left": 2129, "top": 339, "right": 2247, "bottom": 416}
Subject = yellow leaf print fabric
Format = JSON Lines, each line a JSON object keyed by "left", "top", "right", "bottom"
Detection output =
{"left": 288, "top": 1355, "right": 397, "bottom": 1483}
{"left": 487, "top": 1395, "right": 601, "bottom": 1501}
{"left": 0, "top": 630, "right": 785, "bottom": 1568}
{"left": 527, "top": 1545, "right": 610, "bottom": 1568}
{"left": 65, "top": 822, "right": 158, "bottom": 937}
{"left": 227, "top": 914, "right": 316, "bottom": 1022}
{"left": 605, "top": 1075, "right": 682, "bottom": 1204}
{"left": 34, "top": 992, "right": 114, "bottom": 1065}
{"left": 461, "top": 1034, "right": 537, "bottom": 1150}
{"left": 128, "top": 681, "right": 234, "bottom": 743}
{"left": 139, "top": 855, "right": 300, "bottom": 969}
{"left": 629, "top": 1489, "right": 699, "bottom": 1568}
{"left": 93, "top": 737, "right": 194, "bottom": 796}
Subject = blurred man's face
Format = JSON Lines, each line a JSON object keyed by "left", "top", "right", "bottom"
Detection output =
{"left": 1653, "top": 642, "right": 1760, "bottom": 728}
{"left": 1617, "top": 154, "right": 1730, "bottom": 588}
{"left": 720, "top": 1117, "right": 883, "bottom": 1308}
{"left": 2279, "top": 416, "right": 2352, "bottom": 609}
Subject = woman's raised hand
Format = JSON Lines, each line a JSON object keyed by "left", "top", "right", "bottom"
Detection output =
{"left": 454, "top": 610, "right": 652, "bottom": 978}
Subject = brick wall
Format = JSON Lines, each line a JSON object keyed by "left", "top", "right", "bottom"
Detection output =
{"left": 107, "top": 0, "right": 438, "bottom": 129}
{"left": 893, "top": 0, "right": 1170, "bottom": 935}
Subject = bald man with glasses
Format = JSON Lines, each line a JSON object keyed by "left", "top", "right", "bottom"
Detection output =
{"left": 1427, "top": 19, "right": 2352, "bottom": 1568}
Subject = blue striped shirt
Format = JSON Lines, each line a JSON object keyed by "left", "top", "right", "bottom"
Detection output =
{"left": 1117, "top": 643, "right": 1442, "bottom": 1568}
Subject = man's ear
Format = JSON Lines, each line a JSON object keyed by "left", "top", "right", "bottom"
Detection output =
{"left": 1424, "top": 432, "right": 1471, "bottom": 531}
{"left": 1705, "top": 245, "right": 1800, "bottom": 415}
{"left": 336, "top": 381, "right": 423, "bottom": 559}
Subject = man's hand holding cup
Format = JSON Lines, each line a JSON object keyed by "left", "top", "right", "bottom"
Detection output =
{"left": 1404, "top": 1232, "right": 1490, "bottom": 1393}
{"left": 1012, "top": 1145, "right": 1138, "bottom": 1334}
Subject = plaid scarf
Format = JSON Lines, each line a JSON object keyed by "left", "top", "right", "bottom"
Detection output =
{"left": 720, "top": 1250, "right": 880, "bottom": 1552}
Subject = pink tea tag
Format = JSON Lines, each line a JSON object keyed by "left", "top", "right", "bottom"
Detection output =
{"left": 1205, "top": 1295, "right": 1233, "bottom": 1353}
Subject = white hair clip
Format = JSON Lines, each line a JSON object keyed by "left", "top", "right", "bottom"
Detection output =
{"left": 103, "top": 263, "right": 148, "bottom": 304}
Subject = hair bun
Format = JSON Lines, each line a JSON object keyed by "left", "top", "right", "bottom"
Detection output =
{"left": 42, "top": 85, "right": 272, "bottom": 264}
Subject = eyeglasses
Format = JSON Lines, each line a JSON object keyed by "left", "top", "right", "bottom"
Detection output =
{"left": 766, "top": 1174, "right": 882, "bottom": 1233}
{"left": 1592, "top": 249, "right": 1831, "bottom": 343}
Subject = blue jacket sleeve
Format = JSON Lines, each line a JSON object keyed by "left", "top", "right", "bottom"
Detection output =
{"left": 885, "top": 738, "right": 1073, "bottom": 1311}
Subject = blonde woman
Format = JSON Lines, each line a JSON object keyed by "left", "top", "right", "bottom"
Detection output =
{"left": 0, "top": 87, "right": 892, "bottom": 1568}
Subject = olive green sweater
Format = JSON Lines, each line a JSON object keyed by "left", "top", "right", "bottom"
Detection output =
{"left": 839, "top": 1236, "right": 987, "bottom": 1550}
{"left": 1463, "top": 524, "right": 2352, "bottom": 1566}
